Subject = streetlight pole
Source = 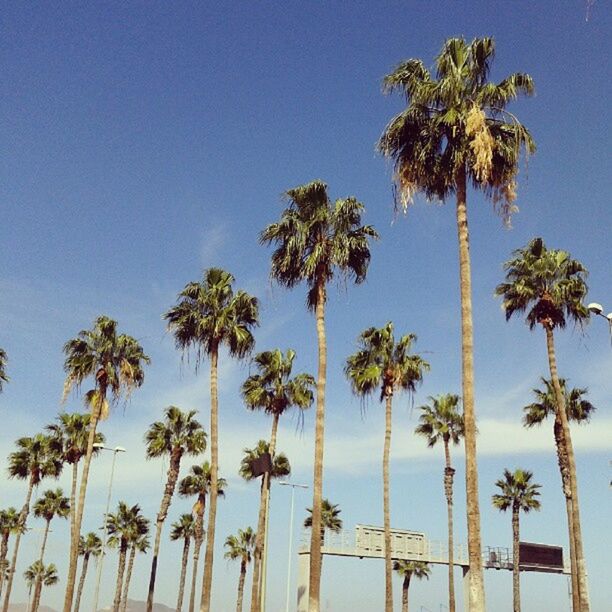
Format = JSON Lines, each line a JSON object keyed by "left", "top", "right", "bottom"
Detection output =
{"left": 587, "top": 302, "right": 612, "bottom": 344}
{"left": 92, "top": 445, "right": 126, "bottom": 612}
{"left": 279, "top": 482, "right": 308, "bottom": 612}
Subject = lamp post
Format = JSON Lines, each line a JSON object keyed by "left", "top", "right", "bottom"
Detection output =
{"left": 587, "top": 302, "right": 612, "bottom": 343}
{"left": 92, "top": 444, "right": 126, "bottom": 612}
{"left": 278, "top": 482, "right": 308, "bottom": 612}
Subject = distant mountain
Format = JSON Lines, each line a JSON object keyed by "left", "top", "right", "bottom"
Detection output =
{"left": 99, "top": 600, "right": 173, "bottom": 612}
{"left": 8, "top": 606, "right": 57, "bottom": 612}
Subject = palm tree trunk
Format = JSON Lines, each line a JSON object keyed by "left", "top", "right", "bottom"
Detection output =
{"left": 402, "top": 574, "right": 410, "bottom": 612}
{"left": 383, "top": 393, "right": 393, "bottom": 612}
{"left": 73, "top": 553, "right": 90, "bottom": 612}
{"left": 189, "top": 506, "right": 204, "bottom": 612}
{"left": 31, "top": 520, "right": 51, "bottom": 612}
{"left": 553, "top": 417, "right": 579, "bottom": 612}
{"left": 512, "top": 507, "right": 520, "bottom": 612}
{"left": 63, "top": 396, "right": 103, "bottom": 612}
{"left": 455, "top": 167, "right": 485, "bottom": 611}
{"left": 250, "top": 414, "right": 280, "bottom": 612}
{"left": 121, "top": 544, "right": 137, "bottom": 612}
{"left": 200, "top": 344, "right": 219, "bottom": 612}
{"left": 147, "top": 453, "right": 182, "bottom": 612}
{"left": 544, "top": 325, "right": 589, "bottom": 611}
{"left": 443, "top": 440, "right": 456, "bottom": 612}
{"left": 70, "top": 461, "right": 79, "bottom": 543}
{"left": 175, "top": 537, "right": 190, "bottom": 612}
{"left": 2, "top": 479, "right": 35, "bottom": 612}
{"left": 236, "top": 560, "right": 247, "bottom": 612}
{"left": 309, "top": 280, "right": 327, "bottom": 612}
{"left": 0, "top": 532, "right": 8, "bottom": 599}
{"left": 113, "top": 543, "right": 128, "bottom": 612}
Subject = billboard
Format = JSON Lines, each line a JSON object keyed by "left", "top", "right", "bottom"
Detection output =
{"left": 519, "top": 542, "right": 564, "bottom": 570}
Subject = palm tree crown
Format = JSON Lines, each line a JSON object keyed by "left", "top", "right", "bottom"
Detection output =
{"left": 178, "top": 461, "right": 227, "bottom": 512}
{"left": 242, "top": 349, "right": 315, "bottom": 419}
{"left": 144, "top": 406, "right": 206, "bottom": 460}
{"left": 24, "top": 561, "right": 59, "bottom": 588}
{"left": 46, "top": 413, "right": 105, "bottom": 465}
{"left": 33, "top": 489, "right": 70, "bottom": 524}
{"left": 224, "top": 527, "right": 255, "bottom": 564}
{"left": 523, "top": 378, "right": 595, "bottom": 427}
{"left": 170, "top": 514, "right": 195, "bottom": 543}
{"left": 492, "top": 469, "right": 542, "bottom": 513}
{"left": 495, "top": 237, "right": 589, "bottom": 330}
{"left": 393, "top": 560, "right": 431, "bottom": 581}
{"left": 260, "top": 180, "right": 378, "bottom": 309}
{"left": 378, "top": 36, "right": 535, "bottom": 222}
{"left": 163, "top": 267, "right": 259, "bottom": 359}
{"left": 8, "top": 435, "right": 62, "bottom": 486}
{"left": 78, "top": 532, "right": 102, "bottom": 558}
{"left": 0, "top": 508, "right": 23, "bottom": 538}
{"left": 346, "top": 323, "right": 429, "bottom": 401}
{"left": 304, "top": 499, "right": 342, "bottom": 534}
{"left": 63, "top": 315, "right": 150, "bottom": 418}
{"left": 107, "top": 503, "right": 150, "bottom": 550}
{"left": 239, "top": 441, "right": 291, "bottom": 481}
{"left": 415, "top": 394, "right": 465, "bottom": 448}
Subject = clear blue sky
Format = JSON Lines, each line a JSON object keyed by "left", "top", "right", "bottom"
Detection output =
{"left": 1, "top": 2, "right": 610, "bottom": 611}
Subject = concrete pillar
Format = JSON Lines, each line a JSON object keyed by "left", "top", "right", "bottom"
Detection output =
{"left": 297, "top": 552, "right": 310, "bottom": 612}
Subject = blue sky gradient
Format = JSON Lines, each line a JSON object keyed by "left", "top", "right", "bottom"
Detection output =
{"left": 1, "top": 2, "right": 610, "bottom": 611}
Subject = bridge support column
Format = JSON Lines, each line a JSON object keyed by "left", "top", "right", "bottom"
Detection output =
{"left": 297, "top": 552, "right": 310, "bottom": 612}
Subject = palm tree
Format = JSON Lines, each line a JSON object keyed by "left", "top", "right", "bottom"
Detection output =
{"left": 242, "top": 349, "right": 314, "bottom": 610}
{"left": 170, "top": 514, "right": 195, "bottom": 612}
{"left": 261, "top": 180, "right": 377, "bottom": 610}
{"left": 120, "top": 533, "right": 150, "bottom": 612}
{"left": 61, "top": 315, "right": 149, "bottom": 612}
{"left": 415, "top": 394, "right": 464, "bottom": 612}
{"left": 0, "top": 349, "right": 8, "bottom": 392}
{"left": 178, "top": 462, "right": 227, "bottom": 612}
{"left": 3, "top": 435, "right": 62, "bottom": 612}
{"left": 31, "top": 488, "right": 70, "bottom": 612}
{"left": 74, "top": 532, "right": 102, "bottom": 612}
{"left": 492, "top": 469, "right": 542, "bottom": 612}
{"left": 164, "top": 268, "right": 258, "bottom": 612}
{"left": 45, "top": 412, "right": 105, "bottom": 548}
{"left": 107, "top": 502, "right": 149, "bottom": 612}
{"left": 0, "top": 508, "right": 22, "bottom": 599}
{"left": 393, "top": 560, "right": 431, "bottom": 612}
{"left": 496, "top": 237, "right": 590, "bottom": 610}
{"left": 378, "top": 37, "right": 535, "bottom": 611}
{"left": 24, "top": 562, "right": 59, "bottom": 610}
{"left": 224, "top": 527, "right": 255, "bottom": 612}
{"left": 144, "top": 406, "right": 206, "bottom": 611}
{"left": 240, "top": 441, "right": 291, "bottom": 485}
{"left": 304, "top": 499, "right": 342, "bottom": 569}
{"left": 345, "top": 322, "right": 428, "bottom": 612}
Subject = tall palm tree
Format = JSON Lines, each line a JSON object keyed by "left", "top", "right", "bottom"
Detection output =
{"left": 304, "top": 498, "right": 342, "bottom": 549}
{"left": 178, "top": 462, "right": 227, "bottom": 612}
{"left": 415, "top": 394, "right": 464, "bottom": 612}
{"left": 0, "top": 349, "right": 8, "bottom": 392}
{"left": 107, "top": 502, "right": 149, "bottom": 612}
{"left": 345, "top": 323, "right": 428, "bottom": 612}
{"left": 61, "top": 315, "right": 149, "bottom": 612}
{"left": 74, "top": 532, "right": 102, "bottom": 612}
{"left": 170, "top": 514, "right": 195, "bottom": 612}
{"left": 261, "top": 180, "right": 377, "bottom": 610}
{"left": 31, "top": 489, "right": 70, "bottom": 612}
{"left": 224, "top": 527, "right": 255, "bottom": 612}
{"left": 492, "top": 469, "right": 542, "bottom": 612}
{"left": 393, "top": 560, "right": 431, "bottom": 612}
{"left": 496, "top": 237, "right": 590, "bottom": 610}
{"left": 24, "top": 562, "right": 59, "bottom": 610}
{"left": 45, "top": 412, "right": 105, "bottom": 548}
{"left": 242, "top": 348, "right": 314, "bottom": 610}
{"left": 240, "top": 441, "right": 291, "bottom": 485}
{"left": 164, "top": 268, "right": 258, "bottom": 612}
{"left": 3, "top": 435, "right": 62, "bottom": 612}
{"left": 144, "top": 406, "right": 206, "bottom": 611}
{"left": 378, "top": 37, "right": 535, "bottom": 611}
{"left": 120, "top": 533, "right": 150, "bottom": 612}
{"left": 0, "top": 508, "right": 22, "bottom": 599}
